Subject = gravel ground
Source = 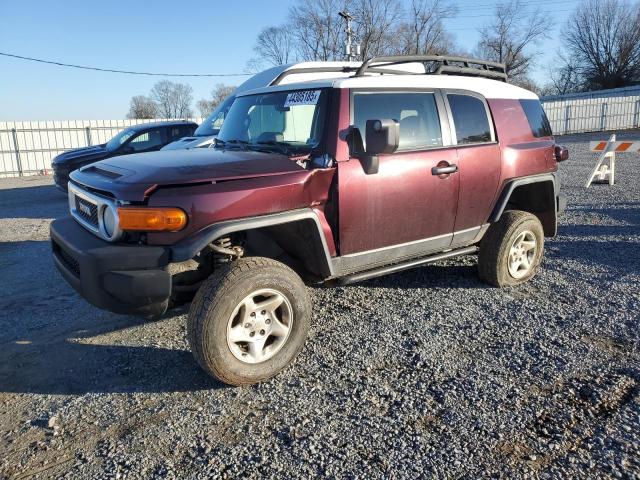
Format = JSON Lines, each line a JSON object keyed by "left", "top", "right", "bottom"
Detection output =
{"left": 0, "top": 131, "right": 638, "bottom": 479}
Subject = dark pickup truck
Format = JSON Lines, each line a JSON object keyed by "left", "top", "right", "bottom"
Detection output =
{"left": 50, "top": 56, "right": 567, "bottom": 386}
{"left": 51, "top": 120, "right": 197, "bottom": 191}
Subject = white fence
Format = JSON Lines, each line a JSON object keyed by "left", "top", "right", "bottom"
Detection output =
{"left": 0, "top": 118, "right": 201, "bottom": 178}
{"left": 541, "top": 86, "right": 640, "bottom": 135}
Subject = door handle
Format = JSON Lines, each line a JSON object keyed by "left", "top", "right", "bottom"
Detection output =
{"left": 431, "top": 163, "right": 458, "bottom": 176}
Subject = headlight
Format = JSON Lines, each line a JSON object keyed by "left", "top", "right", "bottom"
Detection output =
{"left": 102, "top": 205, "right": 117, "bottom": 238}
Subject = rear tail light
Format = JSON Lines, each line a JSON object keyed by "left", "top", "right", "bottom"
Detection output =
{"left": 554, "top": 145, "right": 569, "bottom": 162}
{"left": 118, "top": 207, "right": 188, "bottom": 232}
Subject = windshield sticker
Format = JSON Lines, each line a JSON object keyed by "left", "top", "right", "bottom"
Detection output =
{"left": 284, "top": 90, "right": 321, "bottom": 107}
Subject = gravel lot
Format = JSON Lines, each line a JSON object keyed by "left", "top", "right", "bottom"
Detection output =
{"left": 0, "top": 131, "right": 638, "bottom": 479}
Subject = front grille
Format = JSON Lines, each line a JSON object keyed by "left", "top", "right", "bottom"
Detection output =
{"left": 68, "top": 182, "right": 122, "bottom": 241}
{"left": 52, "top": 240, "right": 80, "bottom": 277}
{"left": 74, "top": 195, "right": 98, "bottom": 226}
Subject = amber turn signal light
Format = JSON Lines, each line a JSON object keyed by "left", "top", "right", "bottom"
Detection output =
{"left": 118, "top": 207, "right": 187, "bottom": 232}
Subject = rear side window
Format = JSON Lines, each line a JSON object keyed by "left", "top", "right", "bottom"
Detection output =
{"left": 353, "top": 92, "right": 442, "bottom": 151}
{"left": 519, "top": 99, "right": 553, "bottom": 137}
{"left": 169, "top": 126, "right": 192, "bottom": 141}
{"left": 448, "top": 94, "right": 492, "bottom": 145}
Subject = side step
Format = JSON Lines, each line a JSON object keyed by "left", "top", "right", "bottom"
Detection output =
{"left": 335, "top": 246, "right": 478, "bottom": 286}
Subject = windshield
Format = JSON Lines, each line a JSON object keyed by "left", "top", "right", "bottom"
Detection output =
{"left": 106, "top": 128, "right": 136, "bottom": 151}
{"left": 194, "top": 95, "right": 235, "bottom": 137}
{"left": 216, "top": 88, "right": 329, "bottom": 155}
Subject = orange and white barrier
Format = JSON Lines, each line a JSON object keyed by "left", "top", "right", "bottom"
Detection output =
{"left": 589, "top": 140, "right": 640, "bottom": 152}
{"left": 586, "top": 134, "right": 639, "bottom": 187}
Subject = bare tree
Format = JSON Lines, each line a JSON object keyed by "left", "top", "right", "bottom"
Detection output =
{"left": 249, "top": 0, "right": 463, "bottom": 65}
{"left": 196, "top": 99, "right": 216, "bottom": 118}
{"left": 351, "top": 0, "right": 403, "bottom": 59}
{"left": 150, "top": 80, "right": 193, "bottom": 118}
{"left": 396, "top": 0, "right": 458, "bottom": 55}
{"left": 253, "top": 25, "right": 294, "bottom": 67}
{"left": 248, "top": 0, "right": 347, "bottom": 66}
{"left": 244, "top": 57, "right": 269, "bottom": 74}
{"left": 127, "top": 95, "right": 157, "bottom": 119}
{"left": 563, "top": 0, "right": 640, "bottom": 90}
{"left": 510, "top": 76, "right": 542, "bottom": 95}
{"left": 543, "top": 52, "right": 583, "bottom": 95}
{"left": 211, "top": 83, "right": 236, "bottom": 107}
{"left": 475, "top": 0, "right": 548, "bottom": 80}
{"left": 289, "top": 0, "right": 344, "bottom": 61}
{"left": 196, "top": 83, "right": 236, "bottom": 117}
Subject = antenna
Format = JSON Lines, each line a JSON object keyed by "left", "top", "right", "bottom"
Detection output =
{"left": 339, "top": 11, "right": 360, "bottom": 61}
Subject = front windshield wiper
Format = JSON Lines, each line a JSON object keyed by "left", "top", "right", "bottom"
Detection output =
{"left": 217, "top": 138, "right": 306, "bottom": 157}
{"left": 215, "top": 138, "right": 250, "bottom": 150}
{"left": 251, "top": 140, "right": 293, "bottom": 156}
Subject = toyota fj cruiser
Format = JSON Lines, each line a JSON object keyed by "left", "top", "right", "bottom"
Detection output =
{"left": 50, "top": 56, "right": 568, "bottom": 386}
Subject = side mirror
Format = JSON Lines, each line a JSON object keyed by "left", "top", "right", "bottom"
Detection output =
{"left": 366, "top": 119, "right": 399, "bottom": 155}
{"left": 360, "top": 119, "right": 399, "bottom": 174}
{"left": 554, "top": 145, "right": 569, "bottom": 162}
{"left": 121, "top": 145, "right": 134, "bottom": 154}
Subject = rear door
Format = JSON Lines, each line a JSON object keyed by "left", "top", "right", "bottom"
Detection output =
{"left": 444, "top": 92, "right": 502, "bottom": 239}
{"left": 168, "top": 125, "right": 194, "bottom": 143}
{"left": 337, "top": 90, "right": 459, "bottom": 265}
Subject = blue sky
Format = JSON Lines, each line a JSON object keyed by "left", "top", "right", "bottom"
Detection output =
{"left": 0, "top": 0, "right": 581, "bottom": 120}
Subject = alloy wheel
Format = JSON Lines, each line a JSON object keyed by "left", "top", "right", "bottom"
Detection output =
{"left": 507, "top": 230, "right": 537, "bottom": 279}
{"left": 226, "top": 288, "right": 293, "bottom": 364}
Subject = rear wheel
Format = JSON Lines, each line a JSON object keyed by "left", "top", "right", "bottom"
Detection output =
{"left": 478, "top": 210, "right": 544, "bottom": 287}
{"left": 187, "top": 257, "right": 311, "bottom": 386}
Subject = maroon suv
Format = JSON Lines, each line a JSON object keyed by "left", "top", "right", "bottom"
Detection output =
{"left": 50, "top": 56, "right": 568, "bottom": 385}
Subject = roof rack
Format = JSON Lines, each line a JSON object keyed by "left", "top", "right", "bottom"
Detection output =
{"left": 354, "top": 55, "right": 508, "bottom": 82}
{"left": 270, "top": 65, "right": 413, "bottom": 86}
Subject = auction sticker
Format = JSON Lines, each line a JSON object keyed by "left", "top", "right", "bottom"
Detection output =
{"left": 284, "top": 90, "right": 321, "bottom": 107}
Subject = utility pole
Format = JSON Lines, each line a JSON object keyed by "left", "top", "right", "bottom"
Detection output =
{"left": 339, "top": 10, "right": 360, "bottom": 61}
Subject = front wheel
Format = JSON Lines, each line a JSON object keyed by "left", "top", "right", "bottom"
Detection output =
{"left": 187, "top": 257, "right": 311, "bottom": 386}
{"left": 478, "top": 210, "right": 544, "bottom": 287}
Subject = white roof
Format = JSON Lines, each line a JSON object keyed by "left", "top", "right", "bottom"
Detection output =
{"left": 239, "top": 72, "right": 538, "bottom": 100}
{"left": 236, "top": 61, "right": 363, "bottom": 93}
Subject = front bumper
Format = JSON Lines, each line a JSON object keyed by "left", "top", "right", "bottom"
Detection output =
{"left": 52, "top": 164, "right": 70, "bottom": 192}
{"left": 50, "top": 216, "right": 172, "bottom": 316}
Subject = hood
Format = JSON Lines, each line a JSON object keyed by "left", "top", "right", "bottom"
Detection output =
{"left": 52, "top": 144, "right": 109, "bottom": 165}
{"left": 160, "top": 136, "right": 215, "bottom": 151}
{"left": 69, "top": 148, "right": 305, "bottom": 201}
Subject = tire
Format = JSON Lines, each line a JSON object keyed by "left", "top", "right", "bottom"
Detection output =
{"left": 478, "top": 210, "right": 544, "bottom": 287}
{"left": 187, "top": 257, "right": 311, "bottom": 386}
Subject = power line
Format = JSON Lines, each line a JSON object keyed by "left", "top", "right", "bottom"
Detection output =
{"left": 453, "top": 8, "right": 573, "bottom": 19}
{"left": 446, "top": 0, "right": 581, "bottom": 16}
{"left": 0, "top": 52, "right": 251, "bottom": 77}
{"left": 448, "top": 0, "right": 578, "bottom": 6}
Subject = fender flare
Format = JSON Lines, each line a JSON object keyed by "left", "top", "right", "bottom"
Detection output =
{"left": 169, "top": 208, "right": 335, "bottom": 277}
{"left": 489, "top": 173, "right": 559, "bottom": 223}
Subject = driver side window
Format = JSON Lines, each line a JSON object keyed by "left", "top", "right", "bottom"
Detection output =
{"left": 353, "top": 92, "right": 443, "bottom": 151}
{"left": 128, "top": 129, "right": 163, "bottom": 152}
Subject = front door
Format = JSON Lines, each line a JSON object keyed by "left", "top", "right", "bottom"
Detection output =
{"left": 337, "top": 90, "right": 459, "bottom": 268}
{"left": 125, "top": 128, "right": 165, "bottom": 154}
